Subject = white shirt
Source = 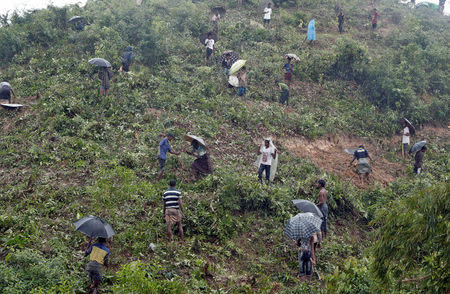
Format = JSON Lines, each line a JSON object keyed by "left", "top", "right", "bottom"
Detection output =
{"left": 205, "top": 38, "right": 214, "bottom": 50}
{"left": 402, "top": 127, "right": 410, "bottom": 144}
{"left": 260, "top": 146, "right": 275, "bottom": 165}
{"left": 263, "top": 7, "right": 272, "bottom": 20}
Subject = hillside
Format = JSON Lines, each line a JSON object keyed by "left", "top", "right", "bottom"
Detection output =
{"left": 0, "top": 0, "right": 449, "bottom": 293}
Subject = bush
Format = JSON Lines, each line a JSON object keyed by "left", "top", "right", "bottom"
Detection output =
{"left": 112, "top": 260, "right": 185, "bottom": 294}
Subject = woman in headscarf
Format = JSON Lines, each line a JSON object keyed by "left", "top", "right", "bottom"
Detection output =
{"left": 306, "top": 19, "right": 316, "bottom": 45}
{"left": 186, "top": 139, "right": 213, "bottom": 181}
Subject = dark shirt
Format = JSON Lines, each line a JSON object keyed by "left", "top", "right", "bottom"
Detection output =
{"left": 283, "top": 63, "right": 293, "bottom": 73}
{"left": 415, "top": 150, "right": 424, "bottom": 165}
{"left": 338, "top": 14, "right": 344, "bottom": 23}
{"left": 354, "top": 148, "right": 368, "bottom": 159}
{"left": 163, "top": 188, "right": 182, "bottom": 209}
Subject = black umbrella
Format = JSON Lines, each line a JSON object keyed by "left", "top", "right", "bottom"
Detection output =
{"left": 292, "top": 199, "right": 324, "bottom": 218}
{"left": 199, "top": 32, "right": 218, "bottom": 45}
{"left": 88, "top": 58, "right": 112, "bottom": 68}
{"left": 219, "top": 51, "right": 239, "bottom": 68}
{"left": 74, "top": 215, "right": 115, "bottom": 238}
{"left": 68, "top": 16, "right": 84, "bottom": 23}
{"left": 210, "top": 6, "right": 226, "bottom": 16}
{"left": 0, "top": 82, "right": 12, "bottom": 90}
{"left": 409, "top": 141, "right": 426, "bottom": 154}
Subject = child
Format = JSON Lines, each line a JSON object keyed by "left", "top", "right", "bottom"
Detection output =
{"left": 204, "top": 33, "right": 215, "bottom": 64}
{"left": 237, "top": 66, "right": 247, "bottom": 97}
{"left": 85, "top": 237, "right": 110, "bottom": 294}
{"left": 283, "top": 57, "right": 293, "bottom": 86}
{"left": 297, "top": 236, "right": 315, "bottom": 282}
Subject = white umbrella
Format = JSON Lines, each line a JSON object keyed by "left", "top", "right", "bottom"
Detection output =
{"left": 184, "top": 135, "right": 206, "bottom": 147}
{"left": 229, "top": 59, "right": 246, "bottom": 75}
{"left": 285, "top": 53, "right": 300, "bottom": 61}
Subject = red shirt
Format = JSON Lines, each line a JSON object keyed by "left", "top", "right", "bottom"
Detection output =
{"left": 372, "top": 12, "right": 379, "bottom": 24}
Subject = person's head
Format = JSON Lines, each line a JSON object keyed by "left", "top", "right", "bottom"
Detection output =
{"left": 359, "top": 145, "right": 364, "bottom": 149}
{"left": 264, "top": 139, "right": 270, "bottom": 148}
{"left": 169, "top": 179, "right": 176, "bottom": 187}
{"left": 167, "top": 133, "right": 175, "bottom": 141}
{"left": 287, "top": 57, "right": 292, "bottom": 63}
{"left": 318, "top": 179, "right": 326, "bottom": 188}
{"left": 191, "top": 139, "right": 199, "bottom": 148}
{"left": 421, "top": 146, "right": 427, "bottom": 152}
{"left": 402, "top": 121, "right": 407, "bottom": 127}
{"left": 267, "top": 3, "right": 271, "bottom": 8}
{"left": 98, "top": 237, "right": 106, "bottom": 243}
{"left": 275, "top": 80, "right": 279, "bottom": 85}
{"left": 241, "top": 66, "right": 246, "bottom": 72}
{"left": 374, "top": 8, "right": 377, "bottom": 12}
{"left": 207, "top": 32, "right": 213, "bottom": 38}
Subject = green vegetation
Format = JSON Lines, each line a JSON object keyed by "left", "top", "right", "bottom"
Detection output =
{"left": 0, "top": 0, "right": 448, "bottom": 293}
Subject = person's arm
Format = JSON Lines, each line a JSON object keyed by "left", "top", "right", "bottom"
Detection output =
{"left": 179, "top": 198, "right": 184, "bottom": 217}
{"left": 84, "top": 241, "right": 93, "bottom": 257}
{"left": 349, "top": 156, "right": 356, "bottom": 165}
{"left": 257, "top": 146, "right": 262, "bottom": 155}
{"left": 157, "top": 144, "right": 161, "bottom": 158}
{"left": 310, "top": 236, "right": 316, "bottom": 265}
{"left": 103, "top": 255, "right": 109, "bottom": 267}
{"left": 163, "top": 200, "right": 166, "bottom": 219}
{"left": 368, "top": 153, "right": 373, "bottom": 161}
{"left": 271, "top": 148, "right": 277, "bottom": 159}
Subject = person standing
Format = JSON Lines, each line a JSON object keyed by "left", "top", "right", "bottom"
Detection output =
{"left": 85, "top": 237, "right": 110, "bottom": 294}
{"left": 283, "top": 57, "right": 293, "bottom": 87}
{"left": 297, "top": 235, "right": 315, "bottom": 282}
{"left": 263, "top": 3, "right": 272, "bottom": 28}
{"left": 0, "top": 81, "right": 17, "bottom": 104}
{"left": 257, "top": 139, "right": 277, "bottom": 184}
{"left": 157, "top": 133, "right": 179, "bottom": 181}
{"left": 316, "top": 180, "right": 328, "bottom": 239}
{"left": 306, "top": 19, "right": 316, "bottom": 45}
{"left": 204, "top": 33, "right": 215, "bottom": 65}
{"left": 99, "top": 67, "right": 113, "bottom": 97}
{"left": 401, "top": 121, "right": 410, "bottom": 159}
{"left": 212, "top": 13, "right": 220, "bottom": 34}
{"left": 120, "top": 46, "right": 133, "bottom": 73}
{"left": 163, "top": 179, "right": 184, "bottom": 243}
{"left": 237, "top": 66, "right": 247, "bottom": 97}
{"left": 372, "top": 9, "right": 379, "bottom": 30}
{"left": 350, "top": 145, "right": 372, "bottom": 184}
{"left": 276, "top": 80, "right": 289, "bottom": 106}
{"left": 338, "top": 11, "right": 344, "bottom": 34}
{"left": 414, "top": 146, "right": 426, "bottom": 174}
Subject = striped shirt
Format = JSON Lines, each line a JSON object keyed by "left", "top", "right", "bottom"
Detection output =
{"left": 163, "top": 188, "right": 182, "bottom": 209}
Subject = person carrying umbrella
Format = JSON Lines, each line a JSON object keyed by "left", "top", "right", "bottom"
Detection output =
{"left": 316, "top": 179, "right": 328, "bottom": 239}
{"left": 185, "top": 136, "right": 213, "bottom": 181}
{"left": 338, "top": 10, "right": 344, "bottom": 34}
{"left": 98, "top": 67, "right": 113, "bottom": 97}
{"left": 120, "top": 46, "right": 133, "bottom": 73}
{"left": 163, "top": 179, "right": 185, "bottom": 242}
{"left": 0, "top": 81, "right": 17, "bottom": 104}
{"left": 221, "top": 53, "right": 232, "bottom": 76}
{"left": 157, "top": 133, "right": 180, "bottom": 181}
{"left": 349, "top": 145, "right": 372, "bottom": 184}
{"left": 413, "top": 145, "right": 426, "bottom": 174}
{"left": 257, "top": 138, "right": 277, "bottom": 184}
{"left": 275, "top": 80, "right": 289, "bottom": 106}
{"left": 85, "top": 237, "right": 110, "bottom": 294}
{"left": 204, "top": 32, "right": 215, "bottom": 65}
{"left": 237, "top": 66, "right": 247, "bottom": 97}
{"left": 401, "top": 120, "right": 411, "bottom": 159}
{"left": 263, "top": 3, "right": 272, "bottom": 28}
{"left": 283, "top": 57, "right": 294, "bottom": 87}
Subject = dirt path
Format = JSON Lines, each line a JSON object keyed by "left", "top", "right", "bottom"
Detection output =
{"left": 283, "top": 134, "right": 403, "bottom": 187}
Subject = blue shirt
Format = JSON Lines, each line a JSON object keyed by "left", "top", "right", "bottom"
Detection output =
{"left": 354, "top": 148, "right": 368, "bottom": 159}
{"left": 283, "top": 63, "right": 293, "bottom": 73}
{"left": 159, "top": 138, "right": 171, "bottom": 160}
{"left": 85, "top": 243, "right": 110, "bottom": 265}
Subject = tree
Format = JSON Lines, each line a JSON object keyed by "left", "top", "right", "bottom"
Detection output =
{"left": 371, "top": 184, "right": 449, "bottom": 292}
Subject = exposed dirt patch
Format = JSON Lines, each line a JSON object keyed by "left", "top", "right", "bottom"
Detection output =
{"left": 283, "top": 134, "right": 404, "bottom": 188}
